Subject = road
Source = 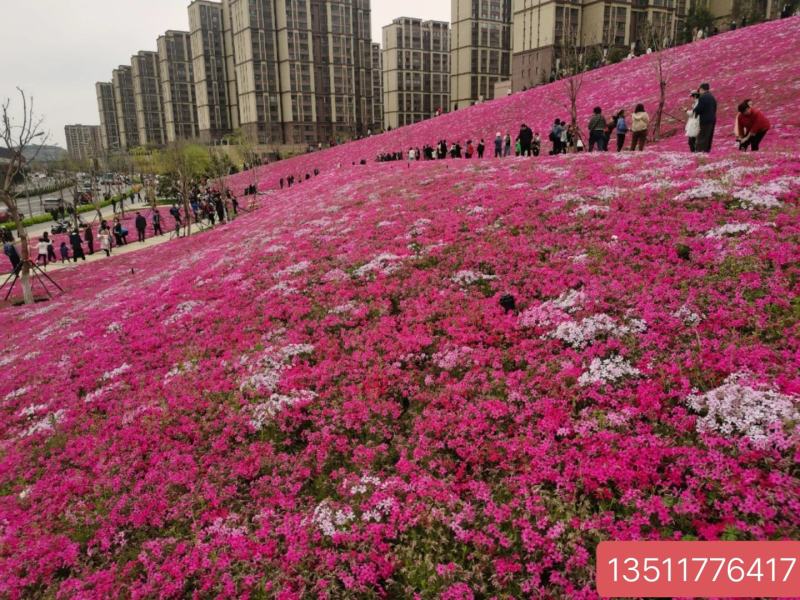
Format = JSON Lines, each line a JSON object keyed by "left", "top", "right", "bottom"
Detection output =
{"left": 14, "top": 183, "right": 129, "bottom": 220}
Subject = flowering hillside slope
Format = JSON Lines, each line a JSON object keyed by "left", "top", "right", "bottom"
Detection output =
{"left": 1, "top": 148, "right": 799, "bottom": 597}
{"left": 228, "top": 16, "right": 799, "bottom": 196}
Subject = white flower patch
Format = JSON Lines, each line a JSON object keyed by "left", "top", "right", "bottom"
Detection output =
{"left": 0, "top": 355, "right": 14, "bottom": 368}
{"left": 697, "top": 159, "right": 737, "bottom": 173}
{"left": 269, "top": 281, "right": 297, "bottom": 296}
{"left": 105, "top": 322, "right": 123, "bottom": 335}
{"left": 310, "top": 500, "right": 355, "bottom": 537}
{"left": 467, "top": 205, "right": 487, "bottom": 215}
{"left": 239, "top": 354, "right": 284, "bottom": 395}
{"left": 349, "top": 474, "right": 385, "bottom": 495}
{"left": 376, "top": 220, "right": 394, "bottom": 228}
{"left": 578, "top": 356, "right": 641, "bottom": 386}
{"left": 548, "top": 314, "right": 646, "bottom": 349}
{"left": 572, "top": 205, "right": 610, "bottom": 216}
{"left": 330, "top": 301, "right": 357, "bottom": 315}
{"left": 21, "top": 409, "right": 66, "bottom": 437}
{"left": 705, "top": 223, "right": 759, "bottom": 238}
{"left": 553, "top": 192, "right": 584, "bottom": 203}
{"left": 274, "top": 261, "right": 311, "bottom": 279}
{"left": 362, "top": 498, "right": 396, "bottom": 523}
{"left": 163, "top": 362, "right": 196, "bottom": 383}
{"left": 101, "top": 363, "right": 131, "bottom": 382}
{"left": 593, "top": 187, "right": 619, "bottom": 201}
{"left": 451, "top": 270, "right": 498, "bottom": 286}
{"left": 264, "top": 244, "right": 286, "bottom": 254}
{"left": 163, "top": 301, "right": 204, "bottom": 326}
{"left": 355, "top": 254, "right": 402, "bottom": 277}
{"left": 518, "top": 289, "right": 586, "bottom": 328}
{"left": 724, "top": 165, "right": 770, "bottom": 182}
{"left": 687, "top": 373, "right": 799, "bottom": 446}
{"left": 19, "top": 403, "right": 47, "bottom": 417}
{"left": 23, "top": 351, "right": 41, "bottom": 361}
{"left": 673, "top": 304, "right": 703, "bottom": 326}
{"left": 322, "top": 268, "right": 349, "bottom": 283}
{"left": 638, "top": 179, "right": 676, "bottom": 192}
{"left": 733, "top": 177, "right": 800, "bottom": 209}
{"left": 676, "top": 180, "right": 727, "bottom": 201}
{"left": 281, "top": 344, "right": 314, "bottom": 359}
{"left": 67, "top": 331, "right": 85, "bottom": 341}
{"left": 432, "top": 346, "right": 474, "bottom": 370}
{"left": 84, "top": 382, "right": 122, "bottom": 403}
{"left": 204, "top": 516, "right": 247, "bottom": 539}
{"left": 571, "top": 253, "right": 588, "bottom": 263}
{"left": 4, "top": 387, "right": 29, "bottom": 402}
{"left": 252, "top": 390, "right": 316, "bottom": 426}
{"left": 35, "top": 317, "right": 77, "bottom": 342}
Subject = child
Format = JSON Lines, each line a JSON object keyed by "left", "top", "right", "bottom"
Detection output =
{"left": 59, "top": 241, "right": 70, "bottom": 263}
{"left": 99, "top": 230, "right": 112, "bottom": 257}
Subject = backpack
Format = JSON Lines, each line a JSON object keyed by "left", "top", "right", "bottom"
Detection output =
{"left": 617, "top": 117, "right": 628, "bottom": 133}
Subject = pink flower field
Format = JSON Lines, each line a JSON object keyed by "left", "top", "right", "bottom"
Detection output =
{"left": 1, "top": 17, "right": 800, "bottom": 599}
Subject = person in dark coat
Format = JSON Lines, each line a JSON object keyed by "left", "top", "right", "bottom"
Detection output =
{"left": 135, "top": 212, "right": 147, "bottom": 242}
{"left": 518, "top": 124, "right": 534, "bottom": 156}
{"left": 70, "top": 229, "right": 86, "bottom": 262}
{"left": 693, "top": 82, "right": 717, "bottom": 152}
{"left": 3, "top": 239, "right": 21, "bottom": 273}
{"left": 43, "top": 232, "right": 57, "bottom": 262}
{"left": 84, "top": 226, "right": 94, "bottom": 254}
{"left": 152, "top": 209, "right": 163, "bottom": 236}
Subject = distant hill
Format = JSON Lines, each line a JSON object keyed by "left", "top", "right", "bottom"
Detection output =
{"left": 22, "top": 145, "right": 67, "bottom": 163}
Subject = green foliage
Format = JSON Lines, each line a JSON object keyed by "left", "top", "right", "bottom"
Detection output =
{"left": 607, "top": 47, "right": 627, "bottom": 64}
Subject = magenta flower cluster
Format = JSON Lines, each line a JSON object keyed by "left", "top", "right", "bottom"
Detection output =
{"left": 1, "top": 17, "right": 799, "bottom": 599}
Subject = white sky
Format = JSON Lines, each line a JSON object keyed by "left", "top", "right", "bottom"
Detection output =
{"left": 0, "top": 1, "right": 451, "bottom": 148}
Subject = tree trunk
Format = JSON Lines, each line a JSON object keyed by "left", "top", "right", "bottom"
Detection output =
{"left": 182, "top": 180, "right": 192, "bottom": 237}
{"left": 8, "top": 201, "right": 34, "bottom": 304}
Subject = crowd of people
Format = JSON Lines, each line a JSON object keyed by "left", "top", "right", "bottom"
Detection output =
{"left": 367, "top": 80, "right": 770, "bottom": 163}
{"left": 279, "top": 169, "right": 321, "bottom": 190}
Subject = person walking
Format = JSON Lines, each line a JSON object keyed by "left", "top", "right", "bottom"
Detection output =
{"left": 111, "top": 197, "right": 117, "bottom": 214}
{"left": 477, "top": 139, "right": 485, "bottom": 158}
{"left": 465, "top": 140, "right": 475, "bottom": 159}
{"left": 503, "top": 132, "right": 512, "bottom": 157}
{"left": 630, "top": 104, "right": 650, "bottom": 151}
{"left": 36, "top": 237, "right": 49, "bottom": 266}
{"left": 615, "top": 110, "right": 628, "bottom": 152}
{"left": 532, "top": 133, "right": 541, "bottom": 157}
{"left": 99, "top": 229, "right": 112, "bottom": 257}
{"left": 43, "top": 232, "right": 57, "bottom": 263}
{"left": 59, "top": 241, "right": 70, "bottom": 264}
{"left": 135, "top": 212, "right": 147, "bottom": 242}
{"left": 494, "top": 133, "right": 503, "bottom": 158}
{"left": 69, "top": 229, "right": 86, "bottom": 262}
{"left": 3, "top": 236, "right": 22, "bottom": 273}
{"left": 152, "top": 208, "right": 163, "bottom": 236}
{"left": 549, "top": 119, "right": 563, "bottom": 154}
{"left": 588, "top": 107, "right": 607, "bottom": 151}
{"left": 685, "top": 90, "right": 701, "bottom": 152}
{"left": 518, "top": 124, "right": 533, "bottom": 156}
{"left": 169, "top": 204, "right": 182, "bottom": 236}
{"left": 694, "top": 82, "right": 717, "bottom": 152}
{"left": 84, "top": 226, "right": 94, "bottom": 255}
{"left": 735, "top": 99, "right": 771, "bottom": 151}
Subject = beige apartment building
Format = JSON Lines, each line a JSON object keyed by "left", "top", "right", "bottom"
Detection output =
{"left": 64, "top": 125, "right": 102, "bottom": 162}
{"left": 95, "top": 82, "right": 121, "bottom": 152}
{"left": 371, "top": 43, "right": 383, "bottom": 132}
{"left": 382, "top": 17, "right": 451, "bottom": 130}
{"left": 227, "top": 0, "right": 374, "bottom": 146}
{"left": 189, "top": 0, "right": 237, "bottom": 143}
{"left": 112, "top": 66, "right": 140, "bottom": 149}
{"left": 131, "top": 51, "right": 167, "bottom": 146}
{"left": 450, "top": 0, "right": 513, "bottom": 109}
{"left": 158, "top": 31, "right": 200, "bottom": 143}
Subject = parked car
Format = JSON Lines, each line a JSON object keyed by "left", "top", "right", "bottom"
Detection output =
{"left": 42, "top": 197, "right": 63, "bottom": 213}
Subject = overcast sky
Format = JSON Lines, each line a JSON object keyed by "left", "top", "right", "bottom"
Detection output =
{"left": 1, "top": 1, "right": 451, "bottom": 148}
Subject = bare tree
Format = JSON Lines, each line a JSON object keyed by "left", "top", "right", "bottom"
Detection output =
{"left": 642, "top": 18, "right": 673, "bottom": 141}
{"left": 1, "top": 88, "right": 48, "bottom": 305}
{"left": 558, "top": 26, "right": 596, "bottom": 140}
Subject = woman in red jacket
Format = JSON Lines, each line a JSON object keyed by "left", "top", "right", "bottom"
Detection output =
{"left": 735, "top": 100, "right": 771, "bottom": 151}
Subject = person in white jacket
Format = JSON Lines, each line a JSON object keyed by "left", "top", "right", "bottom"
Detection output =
{"left": 685, "top": 90, "right": 700, "bottom": 152}
{"left": 630, "top": 104, "right": 650, "bottom": 151}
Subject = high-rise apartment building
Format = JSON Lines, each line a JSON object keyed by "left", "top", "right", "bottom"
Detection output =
{"left": 131, "top": 51, "right": 167, "bottom": 146}
{"left": 64, "top": 125, "right": 103, "bottom": 162}
{"left": 157, "top": 31, "right": 199, "bottom": 142}
{"left": 95, "top": 82, "right": 121, "bottom": 151}
{"left": 371, "top": 43, "right": 383, "bottom": 132}
{"left": 382, "top": 17, "right": 450, "bottom": 130}
{"left": 227, "top": 0, "right": 374, "bottom": 145}
{"left": 512, "top": 0, "right": 688, "bottom": 90}
{"left": 112, "top": 66, "right": 140, "bottom": 149}
{"left": 450, "top": 0, "right": 513, "bottom": 109}
{"left": 189, "top": 0, "right": 235, "bottom": 143}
